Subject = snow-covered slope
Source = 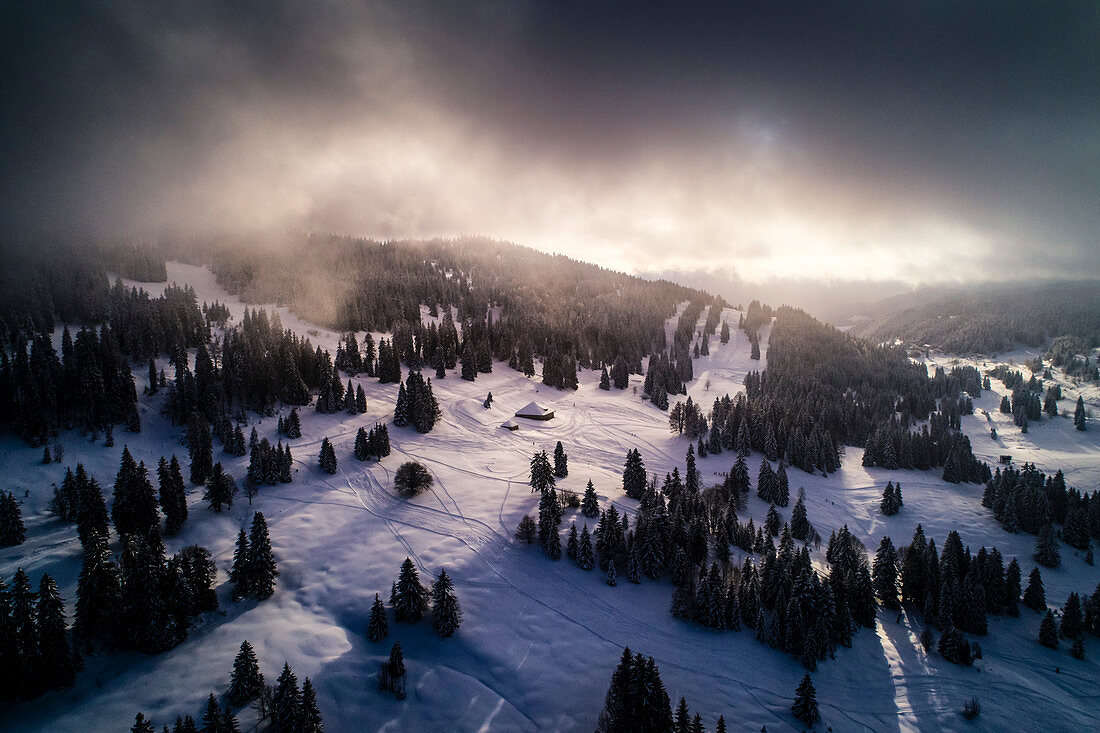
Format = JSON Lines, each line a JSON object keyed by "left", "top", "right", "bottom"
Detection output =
{"left": 2, "top": 266, "right": 1098, "bottom": 731}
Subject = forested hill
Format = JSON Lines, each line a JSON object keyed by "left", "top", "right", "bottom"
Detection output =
{"left": 0, "top": 234, "right": 717, "bottom": 372}
{"left": 852, "top": 280, "right": 1100, "bottom": 355}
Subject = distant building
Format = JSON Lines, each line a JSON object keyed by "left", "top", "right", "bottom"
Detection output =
{"left": 515, "top": 401, "right": 554, "bottom": 421}
{"left": 501, "top": 419, "right": 519, "bottom": 431}
{"left": 999, "top": 455, "right": 1012, "bottom": 464}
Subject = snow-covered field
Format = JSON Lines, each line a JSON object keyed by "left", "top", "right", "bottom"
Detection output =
{"left": 3, "top": 263, "right": 1099, "bottom": 731}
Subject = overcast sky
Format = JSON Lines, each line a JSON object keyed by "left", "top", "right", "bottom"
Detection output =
{"left": 2, "top": 1, "right": 1097, "bottom": 285}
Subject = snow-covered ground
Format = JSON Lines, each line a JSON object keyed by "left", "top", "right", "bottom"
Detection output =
{"left": 2, "top": 264, "right": 1098, "bottom": 731}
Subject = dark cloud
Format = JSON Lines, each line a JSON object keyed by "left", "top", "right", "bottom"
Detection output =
{"left": 1, "top": 1, "right": 1097, "bottom": 283}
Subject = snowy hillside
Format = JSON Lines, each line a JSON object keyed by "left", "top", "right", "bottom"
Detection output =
{"left": 2, "top": 263, "right": 1099, "bottom": 732}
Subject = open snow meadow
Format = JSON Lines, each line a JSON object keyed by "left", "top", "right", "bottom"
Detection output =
{"left": 3, "top": 263, "right": 1099, "bottom": 732}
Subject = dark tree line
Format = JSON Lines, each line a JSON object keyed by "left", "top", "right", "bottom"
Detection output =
{"left": 854, "top": 280, "right": 1100, "bottom": 355}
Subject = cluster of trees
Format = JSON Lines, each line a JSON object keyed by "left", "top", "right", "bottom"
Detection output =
{"left": 983, "top": 463, "right": 1099, "bottom": 556}
{"left": 880, "top": 481, "right": 904, "bottom": 515}
{"left": 1, "top": 324, "right": 142, "bottom": 445}
{"left": 393, "top": 370, "right": 441, "bottom": 433}
{"left": 229, "top": 513, "right": 279, "bottom": 601}
{"left": 1036, "top": 582, "right": 1100, "bottom": 659}
{"left": 0, "top": 569, "right": 81, "bottom": 700}
{"left": 861, "top": 412, "right": 989, "bottom": 484}
{"left": 36, "top": 455, "right": 220, "bottom": 678}
{"left": 354, "top": 423, "right": 392, "bottom": 461}
{"left": 855, "top": 280, "right": 1100, "bottom": 354}
{"left": 247, "top": 437, "right": 293, "bottom": 490}
{"left": 387, "top": 558, "right": 463, "bottom": 638}
{"left": 131, "top": 648, "right": 322, "bottom": 733}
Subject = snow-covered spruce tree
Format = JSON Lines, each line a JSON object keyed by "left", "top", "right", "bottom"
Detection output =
{"left": 380, "top": 642, "right": 407, "bottom": 699}
{"left": 283, "top": 408, "right": 302, "bottom": 438}
{"left": 73, "top": 527, "right": 121, "bottom": 644}
{"left": 229, "top": 528, "right": 251, "bottom": 600}
{"left": 157, "top": 455, "right": 188, "bottom": 535}
{"left": 228, "top": 640, "right": 265, "bottom": 706}
{"left": 595, "top": 648, "right": 673, "bottom": 732}
{"left": 112, "top": 447, "right": 161, "bottom": 538}
{"left": 577, "top": 524, "right": 595, "bottom": 571}
{"left": 300, "top": 677, "right": 324, "bottom": 733}
{"left": 187, "top": 415, "right": 214, "bottom": 486}
{"left": 515, "top": 515, "right": 537, "bottom": 544}
{"left": 581, "top": 480, "right": 600, "bottom": 518}
{"left": 318, "top": 438, "right": 338, "bottom": 474}
{"left": 529, "top": 450, "right": 555, "bottom": 493}
{"left": 354, "top": 427, "right": 368, "bottom": 461}
{"left": 1022, "top": 567, "right": 1045, "bottom": 610}
{"left": 1038, "top": 610, "right": 1059, "bottom": 648}
{"left": 790, "top": 488, "right": 809, "bottom": 540}
{"left": 1075, "top": 396, "right": 1087, "bottom": 431}
{"left": 130, "top": 713, "right": 155, "bottom": 733}
{"left": 272, "top": 663, "right": 302, "bottom": 733}
{"left": 367, "top": 593, "right": 389, "bottom": 642}
{"left": 203, "top": 462, "right": 236, "bottom": 512}
{"left": 0, "top": 491, "right": 26, "bottom": 546}
{"left": 621, "top": 449, "right": 646, "bottom": 500}
{"left": 599, "top": 366, "right": 610, "bottom": 390}
{"left": 430, "top": 568, "right": 462, "bottom": 638}
{"left": 537, "top": 487, "right": 562, "bottom": 559}
{"left": 606, "top": 559, "right": 618, "bottom": 587}
{"left": 393, "top": 558, "right": 429, "bottom": 623}
{"left": 246, "top": 512, "right": 278, "bottom": 600}
{"left": 553, "top": 441, "right": 569, "bottom": 478}
{"left": 1034, "top": 524, "right": 1061, "bottom": 568}
{"left": 36, "top": 573, "right": 81, "bottom": 690}
{"left": 566, "top": 522, "right": 578, "bottom": 560}
{"left": 791, "top": 674, "right": 819, "bottom": 726}
{"left": 873, "top": 536, "right": 900, "bottom": 609}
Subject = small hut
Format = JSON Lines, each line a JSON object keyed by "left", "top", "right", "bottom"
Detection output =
{"left": 515, "top": 401, "right": 555, "bottom": 421}
{"left": 501, "top": 419, "right": 519, "bottom": 431}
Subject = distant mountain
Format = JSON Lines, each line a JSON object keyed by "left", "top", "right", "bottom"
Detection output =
{"left": 850, "top": 280, "right": 1100, "bottom": 354}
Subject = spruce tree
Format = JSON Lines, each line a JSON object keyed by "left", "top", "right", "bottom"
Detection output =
{"left": 381, "top": 642, "right": 406, "bottom": 699}
{"left": 529, "top": 450, "right": 555, "bottom": 493}
{"left": 1060, "top": 592, "right": 1084, "bottom": 640}
{"left": 581, "top": 480, "right": 600, "bottom": 518}
{"left": 272, "top": 663, "right": 302, "bottom": 733}
{"left": 606, "top": 559, "right": 618, "bottom": 587}
{"left": 873, "top": 536, "right": 900, "bottom": 609}
{"left": 36, "top": 573, "right": 80, "bottom": 690}
{"left": 0, "top": 491, "right": 26, "bottom": 546}
{"left": 791, "top": 674, "right": 820, "bottom": 726}
{"left": 300, "top": 677, "right": 324, "bottom": 733}
{"left": 229, "top": 529, "right": 251, "bottom": 601}
{"left": 318, "top": 438, "right": 338, "bottom": 474}
{"left": 1039, "top": 609, "right": 1059, "bottom": 648}
{"left": 790, "top": 488, "right": 809, "bottom": 540}
{"left": 393, "top": 558, "right": 428, "bottom": 623}
{"left": 577, "top": 524, "right": 595, "bottom": 571}
{"left": 515, "top": 515, "right": 537, "bottom": 544}
{"left": 158, "top": 456, "right": 188, "bottom": 536}
{"left": 131, "top": 713, "right": 156, "bottom": 733}
{"left": 203, "top": 463, "right": 236, "bottom": 513}
{"left": 228, "top": 640, "right": 265, "bottom": 706}
{"left": 1074, "top": 396, "right": 1087, "bottom": 431}
{"left": 187, "top": 415, "right": 214, "bottom": 485}
{"left": 430, "top": 568, "right": 462, "bottom": 638}
{"left": 73, "top": 528, "right": 121, "bottom": 644}
{"left": 553, "top": 441, "right": 569, "bottom": 478}
{"left": 367, "top": 593, "right": 389, "bottom": 642}
{"left": 1034, "top": 524, "right": 1061, "bottom": 568}
{"left": 246, "top": 513, "right": 278, "bottom": 600}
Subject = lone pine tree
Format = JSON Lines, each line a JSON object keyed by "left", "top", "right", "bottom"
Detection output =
{"left": 393, "top": 558, "right": 429, "bottom": 623}
{"left": 430, "top": 568, "right": 462, "bottom": 638}
{"left": 228, "top": 640, "right": 265, "bottom": 706}
{"left": 318, "top": 438, "right": 338, "bottom": 474}
{"left": 367, "top": 593, "right": 389, "bottom": 642}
